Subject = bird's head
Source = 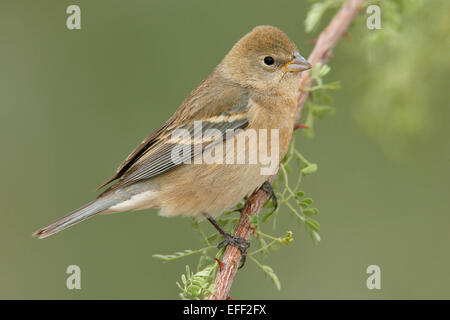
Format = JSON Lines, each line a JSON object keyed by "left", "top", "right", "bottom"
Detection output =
{"left": 220, "top": 25, "right": 311, "bottom": 92}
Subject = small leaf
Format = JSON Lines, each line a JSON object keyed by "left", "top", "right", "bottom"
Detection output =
{"left": 192, "top": 279, "right": 204, "bottom": 287}
{"left": 302, "top": 164, "right": 318, "bottom": 175}
{"left": 229, "top": 217, "right": 239, "bottom": 223}
{"left": 321, "top": 92, "right": 334, "bottom": 104}
{"left": 317, "top": 63, "right": 331, "bottom": 78}
{"left": 295, "top": 191, "right": 305, "bottom": 199}
{"left": 261, "top": 265, "right": 281, "bottom": 290}
{"left": 305, "top": 1, "right": 331, "bottom": 32}
{"left": 264, "top": 200, "right": 275, "bottom": 209}
{"left": 320, "top": 81, "right": 341, "bottom": 91}
{"left": 185, "top": 265, "right": 191, "bottom": 278}
{"left": 188, "top": 285, "right": 201, "bottom": 298}
{"left": 152, "top": 254, "right": 170, "bottom": 261}
{"left": 195, "top": 270, "right": 211, "bottom": 278}
{"left": 218, "top": 219, "right": 229, "bottom": 228}
{"left": 300, "top": 198, "right": 313, "bottom": 207}
{"left": 262, "top": 210, "right": 274, "bottom": 222}
{"left": 207, "top": 234, "right": 218, "bottom": 242}
{"left": 306, "top": 218, "right": 320, "bottom": 232}
{"left": 311, "top": 105, "right": 336, "bottom": 119}
{"left": 304, "top": 109, "right": 315, "bottom": 138}
{"left": 257, "top": 237, "right": 270, "bottom": 255}
{"left": 311, "top": 230, "right": 321, "bottom": 243}
{"left": 303, "top": 208, "right": 319, "bottom": 216}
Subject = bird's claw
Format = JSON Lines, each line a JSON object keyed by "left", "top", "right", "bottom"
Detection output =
{"left": 261, "top": 181, "right": 278, "bottom": 211}
{"left": 217, "top": 232, "right": 250, "bottom": 269}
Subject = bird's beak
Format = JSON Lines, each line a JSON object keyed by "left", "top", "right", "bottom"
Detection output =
{"left": 282, "top": 52, "right": 312, "bottom": 72}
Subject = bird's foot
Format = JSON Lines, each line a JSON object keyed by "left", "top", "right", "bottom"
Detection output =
{"left": 217, "top": 232, "right": 250, "bottom": 269}
{"left": 260, "top": 181, "right": 278, "bottom": 211}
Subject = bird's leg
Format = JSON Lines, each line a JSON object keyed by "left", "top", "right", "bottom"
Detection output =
{"left": 204, "top": 215, "right": 250, "bottom": 269}
{"left": 260, "top": 181, "right": 278, "bottom": 211}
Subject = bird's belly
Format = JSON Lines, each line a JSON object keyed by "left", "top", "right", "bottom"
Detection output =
{"left": 154, "top": 162, "right": 268, "bottom": 218}
{"left": 151, "top": 120, "right": 290, "bottom": 218}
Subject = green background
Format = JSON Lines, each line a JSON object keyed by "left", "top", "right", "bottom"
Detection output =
{"left": 1, "top": 0, "right": 449, "bottom": 299}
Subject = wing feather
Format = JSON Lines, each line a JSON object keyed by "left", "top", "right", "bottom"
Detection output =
{"left": 98, "top": 80, "right": 250, "bottom": 189}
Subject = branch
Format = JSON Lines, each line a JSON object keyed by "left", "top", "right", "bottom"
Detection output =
{"left": 210, "top": 0, "right": 366, "bottom": 300}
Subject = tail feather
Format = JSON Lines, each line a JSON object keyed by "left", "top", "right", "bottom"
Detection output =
{"left": 32, "top": 198, "right": 119, "bottom": 239}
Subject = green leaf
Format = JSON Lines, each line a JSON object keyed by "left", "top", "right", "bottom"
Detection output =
{"left": 207, "top": 234, "right": 218, "bottom": 242}
{"left": 311, "top": 105, "right": 336, "bottom": 119}
{"left": 192, "top": 279, "right": 203, "bottom": 287}
{"left": 303, "top": 208, "right": 319, "bottom": 216}
{"left": 152, "top": 249, "right": 198, "bottom": 262}
{"left": 218, "top": 218, "right": 229, "bottom": 228}
{"left": 262, "top": 210, "right": 274, "bottom": 223}
{"left": 188, "top": 285, "right": 201, "bottom": 298}
{"left": 306, "top": 218, "right": 320, "bottom": 232}
{"left": 317, "top": 63, "right": 331, "bottom": 78}
{"left": 261, "top": 265, "right": 281, "bottom": 290}
{"left": 321, "top": 92, "right": 334, "bottom": 105}
{"left": 264, "top": 200, "right": 275, "bottom": 209}
{"left": 195, "top": 269, "right": 212, "bottom": 278}
{"left": 300, "top": 198, "right": 313, "bottom": 207}
{"left": 304, "top": 109, "right": 315, "bottom": 138}
{"left": 305, "top": 1, "right": 331, "bottom": 32}
{"left": 177, "top": 263, "right": 218, "bottom": 300}
{"left": 320, "top": 81, "right": 341, "bottom": 91}
{"left": 185, "top": 265, "right": 191, "bottom": 278}
{"left": 295, "top": 191, "right": 305, "bottom": 198}
{"left": 311, "top": 230, "right": 321, "bottom": 243}
{"left": 302, "top": 163, "right": 318, "bottom": 175}
{"left": 257, "top": 237, "right": 270, "bottom": 255}
{"left": 152, "top": 254, "right": 170, "bottom": 261}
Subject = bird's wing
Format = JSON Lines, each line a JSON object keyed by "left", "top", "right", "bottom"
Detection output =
{"left": 98, "top": 82, "right": 250, "bottom": 189}
{"left": 96, "top": 118, "right": 175, "bottom": 189}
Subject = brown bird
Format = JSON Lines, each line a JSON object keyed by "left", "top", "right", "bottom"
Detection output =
{"left": 33, "top": 25, "right": 311, "bottom": 259}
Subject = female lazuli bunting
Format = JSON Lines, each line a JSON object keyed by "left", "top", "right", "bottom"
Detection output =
{"left": 33, "top": 25, "right": 311, "bottom": 259}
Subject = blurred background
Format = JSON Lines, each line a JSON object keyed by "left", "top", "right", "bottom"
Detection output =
{"left": 0, "top": 0, "right": 449, "bottom": 299}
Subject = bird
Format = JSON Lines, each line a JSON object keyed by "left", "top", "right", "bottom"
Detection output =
{"left": 33, "top": 25, "right": 311, "bottom": 260}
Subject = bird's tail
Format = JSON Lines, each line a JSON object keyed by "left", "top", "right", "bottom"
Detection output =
{"left": 32, "top": 197, "right": 119, "bottom": 239}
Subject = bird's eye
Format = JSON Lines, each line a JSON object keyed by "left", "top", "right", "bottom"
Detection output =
{"left": 263, "top": 56, "right": 275, "bottom": 66}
